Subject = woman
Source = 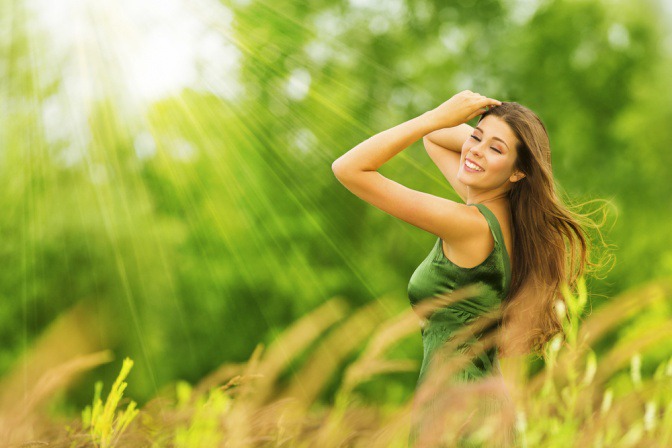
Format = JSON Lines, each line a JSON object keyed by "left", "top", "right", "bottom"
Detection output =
{"left": 332, "top": 90, "right": 592, "bottom": 445}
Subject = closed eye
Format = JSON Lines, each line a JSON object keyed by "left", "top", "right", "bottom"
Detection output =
{"left": 471, "top": 135, "right": 502, "bottom": 154}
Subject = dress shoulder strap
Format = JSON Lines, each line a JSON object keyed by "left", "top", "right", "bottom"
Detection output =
{"left": 469, "top": 203, "right": 505, "bottom": 246}
{"left": 469, "top": 203, "right": 512, "bottom": 292}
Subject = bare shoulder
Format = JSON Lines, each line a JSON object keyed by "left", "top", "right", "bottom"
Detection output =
{"left": 441, "top": 205, "right": 495, "bottom": 268}
{"left": 433, "top": 200, "right": 492, "bottom": 245}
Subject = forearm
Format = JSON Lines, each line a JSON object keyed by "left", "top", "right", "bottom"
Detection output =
{"left": 424, "top": 123, "right": 473, "bottom": 153}
{"left": 332, "top": 111, "right": 437, "bottom": 175}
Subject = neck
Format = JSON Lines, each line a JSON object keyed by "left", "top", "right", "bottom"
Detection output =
{"left": 466, "top": 191, "right": 510, "bottom": 206}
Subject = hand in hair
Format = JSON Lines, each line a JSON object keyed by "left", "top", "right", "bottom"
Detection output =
{"left": 427, "top": 90, "right": 501, "bottom": 130}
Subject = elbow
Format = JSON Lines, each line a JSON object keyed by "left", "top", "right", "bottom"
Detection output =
{"left": 331, "top": 158, "right": 342, "bottom": 176}
{"left": 331, "top": 159, "right": 342, "bottom": 180}
{"left": 331, "top": 158, "right": 351, "bottom": 180}
{"left": 332, "top": 157, "right": 371, "bottom": 181}
{"left": 422, "top": 135, "right": 433, "bottom": 148}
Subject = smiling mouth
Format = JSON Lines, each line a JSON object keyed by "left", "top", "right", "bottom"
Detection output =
{"left": 465, "top": 159, "right": 484, "bottom": 172}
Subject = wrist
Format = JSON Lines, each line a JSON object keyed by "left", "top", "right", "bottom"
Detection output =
{"left": 418, "top": 110, "right": 441, "bottom": 133}
{"left": 421, "top": 109, "right": 464, "bottom": 132}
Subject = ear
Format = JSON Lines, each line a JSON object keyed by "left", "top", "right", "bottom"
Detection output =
{"left": 509, "top": 171, "right": 526, "bottom": 183}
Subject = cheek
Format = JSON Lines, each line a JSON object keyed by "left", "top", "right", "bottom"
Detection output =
{"left": 490, "top": 159, "right": 514, "bottom": 178}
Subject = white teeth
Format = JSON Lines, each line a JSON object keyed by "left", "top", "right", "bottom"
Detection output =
{"left": 465, "top": 160, "right": 483, "bottom": 171}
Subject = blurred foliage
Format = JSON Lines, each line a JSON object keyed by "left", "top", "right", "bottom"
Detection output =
{"left": 0, "top": 0, "right": 671, "bottom": 427}
{"left": 1, "top": 280, "right": 671, "bottom": 446}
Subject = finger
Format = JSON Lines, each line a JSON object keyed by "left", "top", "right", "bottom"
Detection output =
{"left": 467, "top": 109, "right": 487, "bottom": 121}
{"left": 471, "top": 92, "right": 500, "bottom": 103}
{"left": 476, "top": 100, "right": 501, "bottom": 111}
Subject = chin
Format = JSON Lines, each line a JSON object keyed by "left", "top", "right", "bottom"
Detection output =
{"left": 456, "top": 171, "right": 470, "bottom": 185}
{"left": 457, "top": 174, "right": 481, "bottom": 189}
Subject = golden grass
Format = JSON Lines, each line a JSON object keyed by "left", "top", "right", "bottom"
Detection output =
{"left": 1, "top": 278, "right": 671, "bottom": 447}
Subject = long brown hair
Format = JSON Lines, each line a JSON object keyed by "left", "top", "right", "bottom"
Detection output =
{"left": 478, "top": 102, "right": 609, "bottom": 354}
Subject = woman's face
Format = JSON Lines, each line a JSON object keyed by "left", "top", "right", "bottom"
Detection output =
{"left": 457, "top": 115, "right": 524, "bottom": 191}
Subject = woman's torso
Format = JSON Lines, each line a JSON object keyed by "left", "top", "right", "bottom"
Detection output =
{"left": 407, "top": 202, "right": 512, "bottom": 384}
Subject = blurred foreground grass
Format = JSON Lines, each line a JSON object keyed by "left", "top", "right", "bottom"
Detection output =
{"left": 0, "top": 278, "right": 671, "bottom": 447}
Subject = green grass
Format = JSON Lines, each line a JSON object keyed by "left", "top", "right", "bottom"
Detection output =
{"left": 80, "top": 358, "right": 139, "bottom": 448}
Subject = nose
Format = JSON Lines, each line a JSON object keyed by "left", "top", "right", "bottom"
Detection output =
{"left": 469, "top": 143, "right": 484, "bottom": 158}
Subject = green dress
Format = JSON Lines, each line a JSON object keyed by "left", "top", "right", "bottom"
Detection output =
{"left": 407, "top": 203, "right": 512, "bottom": 445}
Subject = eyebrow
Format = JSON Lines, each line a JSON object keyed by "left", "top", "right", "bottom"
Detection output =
{"left": 475, "top": 127, "right": 510, "bottom": 150}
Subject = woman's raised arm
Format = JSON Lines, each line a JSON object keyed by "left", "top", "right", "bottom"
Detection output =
{"left": 424, "top": 123, "right": 474, "bottom": 152}
{"left": 331, "top": 91, "right": 500, "bottom": 242}
{"left": 422, "top": 124, "right": 474, "bottom": 202}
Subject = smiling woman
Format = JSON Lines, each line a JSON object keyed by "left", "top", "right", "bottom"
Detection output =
{"left": 332, "top": 90, "right": 599, "bottom": 446}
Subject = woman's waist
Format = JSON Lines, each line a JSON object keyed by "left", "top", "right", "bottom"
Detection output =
{"left": 416, "top": 301, "right": 501, "bottom": 327}
{"left": 420, "top": 308, "right": 501, "bottom": 348}
{"left": 410, "top": 283, "right": 503, "bottom": 319}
